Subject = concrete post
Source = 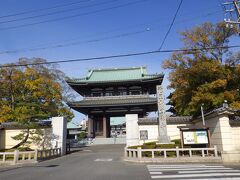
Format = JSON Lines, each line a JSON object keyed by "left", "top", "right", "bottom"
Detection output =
{"left": 34, "top": 149, "right": 38, "bottom": 162}
{"left": 156, "top": 85, "right": 170, "bottom": 144}
{"left": 13, "top": 150, "right": 19, "bottom": 164}
{"left": 202, "top": 149, "right": 205, "bottom": 157}
{"left": 137, "top": 147, "right": 142, "bottom": 160}
{"left": 51, "top": 117, "right": 67, "bottom": 155}
{"left": 214, "top": 145, "right": 218, "bottom": 157}
{"left": 124, "top": 147, "right": 128, "bottom": 157}
{"left": 176, "top": 146, "right": 179, "bottom": 158}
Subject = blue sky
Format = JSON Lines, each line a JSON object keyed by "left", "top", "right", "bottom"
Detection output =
{"left": 0, "top": 0, "right": 238, "bottom": 123}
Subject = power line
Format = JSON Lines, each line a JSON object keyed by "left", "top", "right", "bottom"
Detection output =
{"left": 0, "top": 0, "right": 118, "bottom": 25}
{"left": 0, "top": 0, "right": 148, "bottom": 31}
{"left": 0, "top": 10, "right": 221, "bottom": 55}
{"left": 1, "top": 45, "right": 239, "bottom": 68}
{"left": 0, "top": 0, "right": 92, "bottom": 19}
{"left": 0, "top": 28, "right": 152, "bottom": 54}
{"left": 158, "top": 0, "right": 183, "bottom": 51}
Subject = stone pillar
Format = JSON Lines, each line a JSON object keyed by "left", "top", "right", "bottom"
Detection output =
{"left": 51, "top": 117, "right": 67, "bottom": 155}
{"left": 88, "top": 117, "right": 93, "bottom": 137}
{"left": 103, "top": 116, "right": 107, "bottom": 138}
{"left": 156, "top": 85, "right": 170, "bottom": 144}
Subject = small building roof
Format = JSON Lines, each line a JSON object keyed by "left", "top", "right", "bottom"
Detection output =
{"left": 0, "top": 121, "right": 51, "bottom": 130}
{"left": 66, "top": 67, "right": 164, "bottom": 84}
{"left": 230, "top": 116, "right": 240, "bottom": 124}
{"left": 67, "top": 122, "right": 81, "bottom": 129}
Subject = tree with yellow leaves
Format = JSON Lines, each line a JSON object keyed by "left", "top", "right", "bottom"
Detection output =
{"left": 163, "top": 22, "right": 240, "bottom": 116}
{"left": 0, "top": 58, "right": 74, "bottom": 149}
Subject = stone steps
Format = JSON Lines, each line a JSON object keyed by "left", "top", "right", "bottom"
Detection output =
{"left": 91, "top": 137, "right": 126, "bottom": 145}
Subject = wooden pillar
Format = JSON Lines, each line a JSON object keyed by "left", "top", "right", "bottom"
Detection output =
{"left": 103, "top": 116, "right": 107, "bottom": 138}
{"left": 88, "top": 117, "right": 93, "bottom": 137}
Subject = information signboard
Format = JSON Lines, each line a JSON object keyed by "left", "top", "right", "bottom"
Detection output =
{"left": 183, "top": 130, "right": 208, "bottom": 145}
{"left": 140, "top": 130, "right": 148, "bottom": 140}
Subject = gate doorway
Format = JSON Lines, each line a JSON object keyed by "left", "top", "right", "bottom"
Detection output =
{"left": 110, "top": 117, "right": 126, "bottom": 138}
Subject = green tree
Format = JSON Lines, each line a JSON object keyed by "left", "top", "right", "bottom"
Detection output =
{"left": 0, "top": 58, "right": 74, "bottom": 149}
{"left": 163, "top": 22, "right": 240, "bottom": 116}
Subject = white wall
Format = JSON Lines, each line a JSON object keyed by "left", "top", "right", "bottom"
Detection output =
{"left": 51, "top": 117, "right": 67, "bottom": 155}
{"left": 139, "top": 125, "right": 158, "bottom": 144}
{"left": 137, "top": 124, "right": 186, "bottom": 145}
{"left": 232, "top": 125, "right": 240, "bottom": 151}
{"left": 195, "top": 116, "right": 223, "bottom": 151}
{"left": 126, "top": 114, "right": 139, "bottom": 146}
{"left": 167, "top": 124, "right": 186, "bottom": 140}
{"left": 2, "top": 128, "right": 52, "bottom": 150}
{"left": 195, "top": 114, "right": 240, "bottom": 153}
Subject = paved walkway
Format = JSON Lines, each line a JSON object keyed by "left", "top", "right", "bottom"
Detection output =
{"left": 0, "top": 145, "right": 240, "bottom": 180}
{"left": 0, "top": 145, "right": 148, "bottom": 180}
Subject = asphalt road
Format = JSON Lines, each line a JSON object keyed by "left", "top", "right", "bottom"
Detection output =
{"left": 0, "top": 145, "right": 240, "bottom": 180}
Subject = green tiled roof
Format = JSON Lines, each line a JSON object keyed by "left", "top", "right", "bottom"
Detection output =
{"left": 67, "top": 122, "right": 80, "bottom": 129}
{"left": 68, "top": 97, "right": 157, "bottom": 107}
{"left": 67, "top": 67, "right": 163, "bottom": 84}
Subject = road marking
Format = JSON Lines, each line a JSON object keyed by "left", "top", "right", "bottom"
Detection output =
{"left": 94, "top": 158, "right": 112, "bottom": 162}
{"left": 148, "top": 167, "right": 232, "bottom": 171}
{"left": 147, "top": 164, "right": 214, "bottom": 167}
{"left": 147, "top": 165, "right": 224, "bottom": 168}
{"left": 147, "top": 164, "right": 240, "bottom": 179}
{"left": 178, "top": 169, "right": 240, "bottom": 173}
{"left": 151, "top": 173, "right": 240, "bottom": 179}
{"left": 174, "top": 178, "right": 240, "bottom": 180}
{"left": 149, "top": 172, "right": 163, "bottom": 175}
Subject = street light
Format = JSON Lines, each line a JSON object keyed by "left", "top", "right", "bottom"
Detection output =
{"left": 201, "top": 104, "right": 205, "bottom": 127}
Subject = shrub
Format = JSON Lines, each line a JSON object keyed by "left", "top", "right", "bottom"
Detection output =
{"left": 156, "top": 144, "right": 177, "bottom": 149}
{"left": 171, "top": 139, "right": 181, "bottom": 146}
{"left": 127, "top": 145, "right": 140, "bottom": 149}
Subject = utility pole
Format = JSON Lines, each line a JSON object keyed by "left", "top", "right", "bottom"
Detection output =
{"left": 223, "top": 0, "right": 240, "bottom": 33}
{"left": 201, "top": 104, "right": 205, "bottom": 127}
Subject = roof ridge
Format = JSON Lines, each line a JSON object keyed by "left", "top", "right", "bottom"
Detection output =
{"left": 88, "top": 66, "right": 147, "bottom": 72}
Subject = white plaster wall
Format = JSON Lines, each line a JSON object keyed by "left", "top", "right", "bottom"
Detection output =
{"left": 219, "top": 116, "right": 234, "bottom": 151}
{"left": 51, "top": 117, "right": 67, "bottom": 155}
{"left": 167, "top": 124, "right": 186, "bottom": 140}
{"left": 139, "top": 125, "right": 158, "bottom": 144}
{"left": 126, "top": 114, "right": 139, "bottom": 146}
{"left": 195, "top": 116, "right": 223, "bottom": 151}
{"left": 195, "top": 115, "right": 238, "bottom": 152}
{"left": 138, "top": 124, "right": 186, "bottom": 145}
{"left": 231, "top": 125, "right": 240, "bottom": 151}
{"left": 3, "top": 129, "right": 52, "bottom": 149}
